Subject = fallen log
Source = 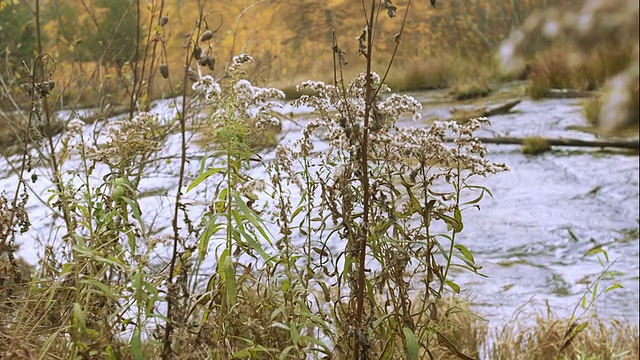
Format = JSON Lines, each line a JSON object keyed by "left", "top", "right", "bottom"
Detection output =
{"left": 484, "top": 99, "right": 521, "bottom": 117}
{"left": 450, "top": 99, "right": 521, "bottom": 123}
{"left": 450, "top": 136, "right": 640, "bottom": 151}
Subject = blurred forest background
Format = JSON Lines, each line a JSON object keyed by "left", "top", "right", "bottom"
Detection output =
{"left": 2, "top": 0, "right": 632, "bottom": 105}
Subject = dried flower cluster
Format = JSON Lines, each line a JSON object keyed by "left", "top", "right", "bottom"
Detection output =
{"left": 87, "top": 113, "right": 164, "bottom": 170}
{"left": 292, "top": 73, "right": 420, "bottom": 157}
{"left": 191, "top": 54, "right": 285, "bottom": 131}
{"left": 290, "top": 73, "right": 507, "bottom": 179}
{"left": 268, "top": 72, "right": 508, "bottom": 357}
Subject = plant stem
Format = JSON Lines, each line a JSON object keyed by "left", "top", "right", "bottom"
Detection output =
{"left": 354, "top": 1, "right": 376, "bottom": 358}
{"left": 163, "top": 3, "right": 204, "bottom": 356}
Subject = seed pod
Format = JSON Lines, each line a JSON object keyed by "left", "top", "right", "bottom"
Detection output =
{"left": 159, "top": 16, "right": 168, "bottom": 26}
{"left": 159, "top": 63, "right": 169, "bottom": 79}
{"left": 112, "top": 185, "right": 126, "bottom": 200}
{"left": 31, "top": 173, "right": 37, "bottom": 183}
{"left": 114, "top": 177, "right": 128, "bottom": 187}
{"left": 200, "top": 30, "right": 213, "bottom": 42}
{"left": 198, "top": 56, "right": 209, "bottom": 67}
{"left": 192, "top": 46, "right": 202, "bottom": 60}
{"left": 206, "top": 56, "right": 215, "bottom": 71}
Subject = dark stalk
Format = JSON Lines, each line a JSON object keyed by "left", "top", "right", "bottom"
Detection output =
{"left": 354, "top": 1, "right": 376, "bottom": 358}
{"left": 163, "top": 3, "right": 205, "bottom": 358}
{"left": 128, "top": 0, "right": 141, "bottom": 119}
{"left": 34, "top": 0, "right": 73, "bottom": 233}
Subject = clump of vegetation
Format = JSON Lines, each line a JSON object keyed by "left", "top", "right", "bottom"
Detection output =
{"left": 522, "top": 136, "right": 552, "bottom": 155}
{"left": 527, "top": 44, "right": 632, "bottom": 100}
{"left": 386, "top": 57, "right": 454, "bottom": 92}
{"left": 502, "top": 0, "right": 639, "bottom": 134}
{"left": 278, "top": 84, "right": 320, "bottom": 100}
{"left": 486, "top": 308, "right": 639, "bottom": 359}
{"left": 582, "top": 95, "right": 603, "bottom": 126}
{"left": 449, "top": 80, "right": 491, "bottom": 101}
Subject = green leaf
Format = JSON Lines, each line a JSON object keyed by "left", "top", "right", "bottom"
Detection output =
{"left": 278, "top": 345, "right": 295, "bottom": 360}
{"left": 299, "top": 335, "right": 329, "bottom": 351}
{"left": 290, "top": 322, "right": 300, "bottom": 345}
{"left": 71, "top": 246, "right": 126, "bottom": 269}
{"left": 231, "top": 345, "right": 269, "bottom": 358}
{"left": 198, "top": 155, "right": 209, "bottom": 173}
{"left": 80, "top": 278, "right": 117, "bottom": 300}
{"left": 433, "top": 236, "right": 451, "bottom": 261}
{"left": 462, "top": 189, "right": 485, "bottom": 206}
{"left": 218, "top": 249, "right": 237, "bottom": 306}
{"left": 449, "top": 263, "right": 486, "bottom": 276}
{"left": 454, "top": 244, "right": 475, "bottom": 265}
{"left": 225, "top": 261, "right": 237, "bottom": 306}
{"left": 466, "top": 184, "right": 494, "bottom": 198}
{"left": 318, "top": 282, "right": 331, "bottom": 302}
{"left": 585, "top": 245, "right": 605, "bottom": 256}
{"left": 236, "top": 224, "right": 270, "bottom": 260}
{"left": 604, "top": 283, "right": 623, "bottom": 293}
{"left": 380, "top": 337, "right": 396, "bottom": 360}
{"left": 438, "top": 212, "right": 463, "bottom": 233}
{"left": 567, "top": 228, "right": 579, "bottom": 242}
{"left": 585, "top": 245, "right": 610, "bottom": 262}
{"left": 453, "top": 206, "right": 464, "bottom": 232}
{"left": 199, "top": 215, "right": 223, "bottom": 261}
{"left": 231, "top": 348, "right": 252, "bottom": 358}
{"left": 131, "top": 328, "right": 144, "bottom": 360}
{"left": 446, "top": 280, "right": 461, "bottom": 293}
{"left": 187, "top": 167, "right": 224, "bottom": 192}
{"left": 312, "top": 246, "right": 328, "bottom": 257}
{"left": 233, "top": 192, "right": 273, "bottom": 246}
{"left": 402, "top": 327, "right": 420, "bottom": 360}
{"left": 281, "top": 279, "right": 290, "bottom": 293}
{"left": 291, "top": 205, "right": 305, "bottom": 219}
{"left": 271, "top": 321, "right": 290, "bottom": 330}
{"left": 121, "top": 196, "right": 146, "bottom": 233}
{"left": 372, "top": 313, "right": 393, "bottom": 330}
{"left": 72, "top": 302, "right": 86, "bottom": 333}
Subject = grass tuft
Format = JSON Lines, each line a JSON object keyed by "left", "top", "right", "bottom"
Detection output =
{"left": 522, "top": 136, "right": 552, "bottom": 155}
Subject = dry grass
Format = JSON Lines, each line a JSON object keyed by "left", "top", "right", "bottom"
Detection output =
{"left": 385, "top": 55, "right": 500, "bottom": 95}
{"left": 528, "top": 44, "right": 634, "bottom": 100}
{"left": 487, "top": 305, "right": 639, "bottom": 360}
{"left": 413, "top": 298, "right": 639, "bottom": 360}
{"left": 582, "top": 96, "right": 603, "bottom": 126}
{"left": 2, "top": 280, "right": 638, "bottom": 359}
{"left": 449, "top": 81, "right": 491, "bottom": 101}
{"left": 522, "top": 136, "right": 552, "bottom": 155}
{"left": 386, "top": 57, "right": 454, "bottom": 92}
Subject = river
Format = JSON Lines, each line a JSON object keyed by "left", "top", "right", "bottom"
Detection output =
{"left": 1, "top": 82, "right": 638, "bottom": 328}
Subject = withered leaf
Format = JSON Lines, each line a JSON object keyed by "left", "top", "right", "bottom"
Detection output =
{"left": 383, "top": 0, "right": 397, "bottom": 17}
